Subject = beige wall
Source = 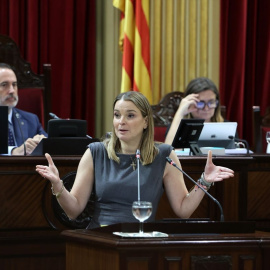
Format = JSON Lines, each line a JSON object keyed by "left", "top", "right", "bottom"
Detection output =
{"left": 95, "top": 0, "right": 122, "bottom": 138}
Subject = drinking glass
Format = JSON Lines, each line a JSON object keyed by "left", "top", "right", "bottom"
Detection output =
{"left": 266, "top": 131, "right": 270, "bottom": 154}
{"left": 132, "top": 201, "right": 152, "bottom": 235}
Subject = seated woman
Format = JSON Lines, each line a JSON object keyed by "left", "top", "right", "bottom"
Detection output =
{"left": 165, "top": 77, "right": 225, "bottom": 145}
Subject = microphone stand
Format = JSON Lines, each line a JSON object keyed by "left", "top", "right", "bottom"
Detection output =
{"left": 166, "top": 157, "right": 224, "bottom": 222}
{"left": 136, "top": 149, "right": 141, "bottom": 201}
{"left": 14, "top": 110, "right": 27, "bottom": 156}
{"left": 229, "top": 136, "right": 250, "bottom": 155}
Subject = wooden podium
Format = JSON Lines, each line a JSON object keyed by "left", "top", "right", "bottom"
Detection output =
{"left": 62, "top": 221, "right": 270, "bottom": 270}
{"left": 1, "top": 154, "right": 270, "bottom": 269}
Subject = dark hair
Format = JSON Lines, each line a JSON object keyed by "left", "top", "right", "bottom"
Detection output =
{"left": 184, "top": 77, "right": 223, "bottom": 122}
{"left": 0, "top": 63, "right": 13, "bottom": 70}
{"left": 185, "top": 77, "right": 219, "bottom": 100}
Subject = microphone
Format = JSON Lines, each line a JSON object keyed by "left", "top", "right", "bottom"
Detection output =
{"left": 166, "top": 157, "right": 224, "bottom": 222}
{"left": 136, "top": 149, "right": 141, "bottom": 201}
{"left": 49, "top": 112, "right": 60, "bottom": 119}
{"left": 14, "top": 111, "right": 27, "bottom": 156}
{"left": 229, "top": 136, "right": 250, "bottom": 155}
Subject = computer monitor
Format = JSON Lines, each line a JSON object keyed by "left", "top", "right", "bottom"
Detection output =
{"left": 47, "top": 119, "right": 87, "bottom": 138}
{"left": 172, "top": 119, "right": 205, "bottom": 155}
{"left": 0, "top": 106, "right": 8, "bottom": 154}
{"left": 31, "top": 118, "right": 93, "bottom": 156}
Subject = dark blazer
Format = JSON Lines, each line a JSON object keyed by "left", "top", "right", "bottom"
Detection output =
{"left": 12, "top": 108, "right": 47, "bottom": 147}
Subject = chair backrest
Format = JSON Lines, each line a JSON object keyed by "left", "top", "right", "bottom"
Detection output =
{"left": 252, "top": 106, "right": 270, "bottom": 153}
{"left": 52, "top": 171, "right": 95, "bottom": 229}
{"left": 151, "top": 91, "right": 227, "bottom": 142}
{"left": 0, "top": 34, "right": 51, "bottom": 129}
{"left": 151, "top": 91, "right": 183, "bottom": 142}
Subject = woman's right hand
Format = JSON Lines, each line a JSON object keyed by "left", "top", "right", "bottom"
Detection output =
{"left": 36, "top": 153, "right": 60, "bottom": 184}
{"left": 178, "top": 93, "right": 200, "bottom": 117}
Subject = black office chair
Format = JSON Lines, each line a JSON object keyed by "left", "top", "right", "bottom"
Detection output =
{"left": 151, "top": 91, "right": 183, "bottom": 142}
{"left": 51, "top": 171, "right": 95, "bottom": 229}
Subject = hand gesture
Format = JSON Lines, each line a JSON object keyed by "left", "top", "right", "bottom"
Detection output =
{"left": 204, "top": 151, "right": 234, "bottom": 184}
{"left": 36, "top": 153, "right": 60, "bottom": 184}
{"left": 178, "top": 93, "right": 200, "bottom": 117}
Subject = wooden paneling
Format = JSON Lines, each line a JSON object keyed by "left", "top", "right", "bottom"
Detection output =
{"left": 0, "top": 156, "right": 79, "bottom": 270}
{"left": 0, "top": 154, "right": 270, "bottom": 269}
{"left": 62, "top": 226, "right": 270, "bottom": 270}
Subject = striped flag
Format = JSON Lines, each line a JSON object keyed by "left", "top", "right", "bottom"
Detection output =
{"left": 113, "top": 0, "right": 152, "bottom": 103}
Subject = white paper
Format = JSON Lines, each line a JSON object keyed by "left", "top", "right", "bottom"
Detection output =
{"left": 113, "top": 231, "right": 168, "bottom": 238}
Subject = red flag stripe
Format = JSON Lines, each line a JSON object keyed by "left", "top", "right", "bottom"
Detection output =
{"left": 113, "top": 0, "right": 152, "bottom": 102}
{"left": 122, "top": 35, "right": 134, "bottom": 81}
{"left": 134, "top": 81, "right": 139, "bottom": 92}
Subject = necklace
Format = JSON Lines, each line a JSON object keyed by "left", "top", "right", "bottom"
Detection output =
{"left": 130, "top": 156, "right": 137, "bottom": 171}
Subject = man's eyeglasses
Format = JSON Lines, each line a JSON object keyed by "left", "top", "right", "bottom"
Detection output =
{"left": 196, "top": 100, "right": 219, "bottom": 110}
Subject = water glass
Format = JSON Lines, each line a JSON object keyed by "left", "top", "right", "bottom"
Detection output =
{"left": 132, "top": 201, "right": 152, "bottom": 235}
{"left": 266, "top": 131, "right": 270, "bottom": 154}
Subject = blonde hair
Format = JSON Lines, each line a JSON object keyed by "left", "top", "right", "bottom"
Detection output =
{"left": 103, "top": 91, "right": 159, "bottom": 165}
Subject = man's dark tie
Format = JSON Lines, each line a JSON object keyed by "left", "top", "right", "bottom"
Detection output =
{"left": 8, "top": 124, "right": 15, "bottom": 146}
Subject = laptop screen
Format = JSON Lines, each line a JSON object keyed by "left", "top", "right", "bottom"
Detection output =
{"left": 198, "top": 122, "right": 237, "bottom": 149}
{"left": 0, "top": 106, "right": 8, "bottom": 154}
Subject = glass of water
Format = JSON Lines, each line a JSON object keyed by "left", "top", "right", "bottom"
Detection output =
{"left": 132, "top": 201, "right": 152, "bottom": 235}
{"left": 266, "top": 131, "right": 270, "bottom": 153}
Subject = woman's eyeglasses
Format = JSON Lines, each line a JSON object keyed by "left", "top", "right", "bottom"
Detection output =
{"left": 196, "top": 100, "right": 219, "bottom": 110}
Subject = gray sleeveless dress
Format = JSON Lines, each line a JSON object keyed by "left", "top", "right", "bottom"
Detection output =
{"left": 86, "top": 142, "right": 173, "bottom": 229}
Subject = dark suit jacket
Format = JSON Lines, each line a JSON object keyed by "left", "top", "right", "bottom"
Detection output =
{"left": 12, "top": 108, "right": 47, "bottom": 147}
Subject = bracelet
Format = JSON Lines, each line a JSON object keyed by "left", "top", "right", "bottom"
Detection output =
{"left": 51, "top": 180, "right": 64, "bottom": 198}
{"left": 198, "top": 173, "right": 213, "bottom": 190}
{"left": 187, "top": 173, "right": 213, "bottom": 194}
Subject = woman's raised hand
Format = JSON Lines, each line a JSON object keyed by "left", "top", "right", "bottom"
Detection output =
{"left": 204, "top": 150, "right": 234, "bottom": 184}
{"left": 36, "top": 153, "right": 60, "bottom": 184}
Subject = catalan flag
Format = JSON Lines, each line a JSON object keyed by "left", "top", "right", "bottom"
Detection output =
{"left": 113, "top": 0, "right": 152, "bottom": 103}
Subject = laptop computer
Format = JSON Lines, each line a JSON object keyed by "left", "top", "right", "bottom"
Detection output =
{"left": 0, "top": 106, "right": 8, "bottom": 154}
{"left": 198, "top": 122, "right": 238, "bottom": 149}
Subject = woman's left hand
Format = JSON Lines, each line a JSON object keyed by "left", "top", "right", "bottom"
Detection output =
{"left": 204, "top": 150, "right": 234, "bottom": 184}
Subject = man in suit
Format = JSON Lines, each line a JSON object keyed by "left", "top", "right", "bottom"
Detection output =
{"left": 0, "top": 63, "right": 47, "bottom": 155}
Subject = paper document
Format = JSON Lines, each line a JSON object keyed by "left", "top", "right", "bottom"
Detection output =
{"left": 175, "top": 148, "right": 252, "bottom": 156}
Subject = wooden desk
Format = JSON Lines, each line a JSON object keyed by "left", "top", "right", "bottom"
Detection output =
{"left": 158, "top": 154, "right": 270, "bottom": 231}
{"left": 62, "top": 222, "right": 270, "bottom": 270}
{"left": 0, "top": 154, "right": 270, "bottom": 269}
{"left": 246, "top": 154, "right": 270, "bottom": 230}
{"left": 157, "top": 155, "right": 253, "bottom": 223}
{"left": 0, "top": 156, "right": 80, "bottom": 270}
